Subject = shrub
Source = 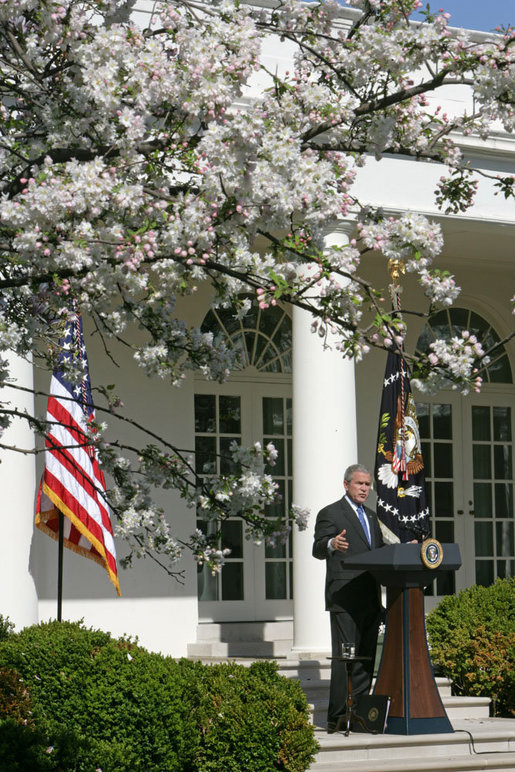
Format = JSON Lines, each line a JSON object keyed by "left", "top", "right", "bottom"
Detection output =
{"left": 187, "top": 660, "right": 316, "bottom": 772}
{"left": 0, "top": 620, "right": 318, "bottom": 771}
{"left": 0, "top": 667, "right": 33, "bottom": 726}
{"left": 426, "top": 578, "right": 515, "bottom": 717}
{"left": 0, "top": 616, "right": 13, "bottom": 643}
{"left": 0, "top": 719, "right": 55, "bottom": 772}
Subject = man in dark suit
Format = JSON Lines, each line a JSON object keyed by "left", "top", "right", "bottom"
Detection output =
{"left": 313, "top": 463, "right": 384, "bottom": 733}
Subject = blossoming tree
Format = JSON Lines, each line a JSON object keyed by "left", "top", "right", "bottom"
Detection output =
{"left": 0, "top": 0, "right": 513, "bottom": 573}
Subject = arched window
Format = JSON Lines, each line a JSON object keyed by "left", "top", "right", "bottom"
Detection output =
{"left": 416, "top": 308, "right": 512, "bottom": 384}
{"left": 202, "top": 301, "right": 292, "bottom": 374}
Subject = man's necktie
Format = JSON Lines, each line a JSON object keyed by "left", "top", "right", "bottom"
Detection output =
{"left": 357, "top": 505, "right": 371, "bottom": 546}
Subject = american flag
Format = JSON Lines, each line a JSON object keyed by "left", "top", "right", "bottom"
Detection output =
{"left": 36, "top": 313, "right": 121, "bottom": 595}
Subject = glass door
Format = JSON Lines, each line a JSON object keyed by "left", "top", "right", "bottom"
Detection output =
{"left": 416, "top": 392, "right": 514, "bottom": 610}
{"left": 194, "top": 382, "right": 293, "bottom": 622}
{"left": 416, "top": 400, "right": 460, "bottom": 607}
{"left": 466, "top": 401, "right": 514, "bottom": 587}
{"left": 254, "top": 390, "right": 293, "bottom": 618}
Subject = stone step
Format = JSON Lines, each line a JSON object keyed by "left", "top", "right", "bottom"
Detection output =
{"left": 187, "top": 638, "right": 292, "bottom": 658}
{"left": 308, "top": 718, "right": 515, "bottom": 772}
{"left": 307, "top": 694, "right": 491, "bottom": 727}
{"left": 274, "top": 659, "right": 490, "bottom": 722}
{"left": 290, "top": 663, "right": 451, "bottom": 697}
{"left": 188, "top": 621, "right": 294, "bottom": 658}
{"left": 194, "top": 620, "right": 293, "bottom": 642}
{"left": 310, "top": 752, "right": 515, "bottom": 772}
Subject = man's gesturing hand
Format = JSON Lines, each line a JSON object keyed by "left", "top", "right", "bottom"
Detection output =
{"left": 333, "top": 529, "right": 348, "bottom": 552}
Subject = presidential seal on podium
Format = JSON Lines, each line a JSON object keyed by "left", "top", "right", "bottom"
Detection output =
{"left": 421, "top": 538, "right": 443, "bottom": 569}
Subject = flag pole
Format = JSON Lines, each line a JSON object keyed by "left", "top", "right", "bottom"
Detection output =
{"left": 57, "top": 512, "right": 64, "bottom": 621}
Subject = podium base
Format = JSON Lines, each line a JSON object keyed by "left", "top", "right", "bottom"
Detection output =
{"left": 386, "top": 715, "right": 454, "bottom": 735}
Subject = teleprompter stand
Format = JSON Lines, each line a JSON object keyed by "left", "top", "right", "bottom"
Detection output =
{"left": 345, "top": 542, "right": 461, "bottom": 735}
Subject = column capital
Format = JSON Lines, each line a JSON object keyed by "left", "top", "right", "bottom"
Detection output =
{"left": 322, "top": 218, "right": 357, "bottom": 245}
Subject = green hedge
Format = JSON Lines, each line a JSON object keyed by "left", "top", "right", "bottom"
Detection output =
{"left": 0, "top": 619, "right": 318, "bottom": 771}
{"left": 426, "top": 578, "right": 515, "bottom": 717}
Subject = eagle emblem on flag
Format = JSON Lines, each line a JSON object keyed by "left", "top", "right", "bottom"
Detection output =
{"left": 374, "top": 351, "right": 431, "bottom": 544}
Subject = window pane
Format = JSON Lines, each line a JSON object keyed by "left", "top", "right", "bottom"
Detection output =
{"left": 493, "top": 407, "right": 512, "bottom": 442}
{"left": 421, "top": 442, "right": 432, "bottom": 477}
{"left": 476, "top": 560, "right": 494, "bottom": 587}
{"left": 198, "top": 567, "right": 218, "bottom": 601}
{"left": 472, "top": 406, "right": 490, "bottom": 441}
{"left": 433, "top": 404, "right": 452, "bottom": 439}
{"left": 451, "top": 308, "right": 470, "bottom": 328}
{"left": 195, "top": 436, "right": 217, "bottom": 474}
{"left": 219, "top": 396, "right": 241, "bottom": 433}
{"left": 473, "top": 445, "right": 491, "bottom": 479}
{"left": 266, "top": 539, "right": 286, "bottom": 559}
{"left": 215, "top": 308, "right": 241, "bottom": 337}
{"left": 266, "top": 562, "right": 287, "bottom": 600}
{"left": 221, "top": 563, "right": 244, "bottom": 600}
{"left": 434, "top": 482, "right": 453, "bottom": 515}
{"left": 228, "top": 332, "right": 247, "bottom": 366}
{"left": 475, "top": 522, "right": 493, "bottom": 557}
{"left": 435, "top": 520, "right": 454, "bottom": 543}
{"left": 221, "top": 520, "right": 243, "bottom": 560}
{"left": 220, "top": 437, "right": 239, "bottom": 474}
{"left": 474, "top": 483, "right": 492, "bottom": 517}
{"left": 436, "top": 571, "right": 455, "bottom": 596}
{"left": 494, "top": 445, "right": 512, "bottom": 480}
{"left": 265, "top": 480, "right": 285, "bottom": 520}
{"left": 417, "top": 403, "right": 430, "bottom": 439}
{"left": 253, "top": 331, "right": 271, "bottom": 364}
{"left": 286, "top": 398, "right": 293, "bottom": 435}
{"left": 259, "top": 306, "right": 283, "bottom": 338}
{"left": 429, "top": 308, "right": 450, "bottom": 334}
{"left": 276, "top": 330, "right": 293, "bottom": 370}
{"left": 244, "top": 331, "right": 256, "bottom": 364}
{"left": 496, "top": 521, "right": 514, "bottom": 557}
{"left": 495, "top": 483, "right": 513, "bottom": 517}
{"left": 489, "top": 354, "right": 512, "bottom": 383}
{"left": 260, "top": 345, "right": 282, "bottom": 372}
{"left": 469, "top": 311, "right": 489, "bottom": 337}
{"left": 195, "top": 394, "right": 216, "bottom": 433}
{"left": 263, "top": 397, "right": 284, "bottom": 435}
{"left": 497, "top": 560, "right": 515, "bottom": 579}
{"left": 434, "top": 444, "right": 453, "bottom": 478}
{"left": 265, "top": 437, "right": 284, "bottom": 475}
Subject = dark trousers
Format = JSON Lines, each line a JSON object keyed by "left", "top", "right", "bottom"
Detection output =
{"left": 327, "top": 605, "right": 381, "bottom": 725}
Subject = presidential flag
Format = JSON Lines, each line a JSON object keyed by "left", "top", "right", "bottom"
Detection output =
{"left": 36, "top": 313, "right": 120, "bottom": 595}
{"left": 374, "top": 350, "right": 430, "bottom": 544}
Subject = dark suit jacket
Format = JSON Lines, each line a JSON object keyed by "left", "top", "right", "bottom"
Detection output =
{"left": 312, "top": 496, "right": 384, "bottom": 613}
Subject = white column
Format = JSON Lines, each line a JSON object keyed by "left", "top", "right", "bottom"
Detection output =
{"left": 0, "top": 353, "right": 39, "bottom": 629}
{"left": 292, "top": 227, "right": 358, "bottom": 655}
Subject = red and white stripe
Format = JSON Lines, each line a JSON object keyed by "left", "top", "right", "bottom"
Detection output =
{"left": 36, "top": 373, "right": 120, "bottom": 595}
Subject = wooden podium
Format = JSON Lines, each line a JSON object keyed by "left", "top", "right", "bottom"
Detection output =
{"left": 345, "top": 542, "right": 461, "bottom": 735}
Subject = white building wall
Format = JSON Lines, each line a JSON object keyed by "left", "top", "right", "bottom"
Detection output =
{"left": 0, "top": 353, "right": 39, "bottom": 630}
